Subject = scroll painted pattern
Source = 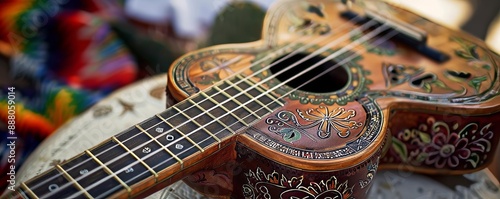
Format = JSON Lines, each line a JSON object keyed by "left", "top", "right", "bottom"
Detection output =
{"left": 382, "top": 63, "right": 462, "bottom": 93}
{"left": 242, "top": 167, "right": 354, "bottom": 199}
{"left": 358, "top": 158, "right": 378, "bottom": 189}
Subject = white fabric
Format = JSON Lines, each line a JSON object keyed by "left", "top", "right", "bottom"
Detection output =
{"left": 125, "top": 0, "right": 275, "bottom": 38}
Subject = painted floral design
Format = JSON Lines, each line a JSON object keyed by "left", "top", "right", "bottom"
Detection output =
{"left": 449, "top": 37, "right": 495, "bottom": 94}
{"left": 390, "top": 117, "right": 493, "bottom": 169}
{"left": 243, "top": 167, "right": 354, "bottom": 199}
{"left": 266, "top": 106, "right": 362, "bottom": 142}
{"left": 423, "top": 130, "right": 470, "bottom": 168}
{"left": 452, "top": 37, "right": 493, "bottom": 71}
{"left": 375, "top": 37, "right": 497, "bottom": 103}
{"left": 298, "top": 106, "right": 362, "bottom": 138}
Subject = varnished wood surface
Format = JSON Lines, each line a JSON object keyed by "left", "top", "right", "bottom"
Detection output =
{"left": 168, "top": 0, "right": 500, "bottom": 172}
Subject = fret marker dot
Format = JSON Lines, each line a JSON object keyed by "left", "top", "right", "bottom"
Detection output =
{"left": 166, "top": 135, "right": 174, "bottom": 141}
{"left": 48, "top": 184, "right": 59, "bottom": 192}
{"left": 142, "top": 147, "right": 151, "bottom": 154}
{"left": 125, "top": 167, "right": 134, "bottom": 173}
{"left": 155, "top": 127, "right": 164, "bottom": 133}
{"left": 80, "top": 169, "right": 89, "bottom": 175}
{"left": 175, "top": 144, "right": 184, "bottom": 150}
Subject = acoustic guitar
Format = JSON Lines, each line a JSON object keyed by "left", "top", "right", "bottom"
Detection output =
{"left": 5, "top": 0, "right": 500, "bottom": 198}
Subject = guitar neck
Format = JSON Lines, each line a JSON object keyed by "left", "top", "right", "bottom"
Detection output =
{"left": 11, "top": 75, "right": 283, "bottom": 199}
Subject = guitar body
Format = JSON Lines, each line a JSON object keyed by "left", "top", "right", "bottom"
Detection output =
{"left": 5, "top": 0, "right": 500, "bottom": 199}
{"left": 167, "top": 0, "right": 500, "bottom": 198}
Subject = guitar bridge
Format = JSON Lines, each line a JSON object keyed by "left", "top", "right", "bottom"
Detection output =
{"left": 341, "top": 10, "right": 450, "bottom": 63}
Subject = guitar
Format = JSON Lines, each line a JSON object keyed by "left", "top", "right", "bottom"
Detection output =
{"left": 5, "top": 0, "right": 500, "bottom": 198}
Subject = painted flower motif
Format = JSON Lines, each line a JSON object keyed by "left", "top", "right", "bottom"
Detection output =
{"left": 390, "top": 116, "right": 493, "bottom": 169}
{"left": 297, "top": 106, "right": 362, "bottom": 139}
{"left": 423, "top": 132, "right": 471, "bottom": 168}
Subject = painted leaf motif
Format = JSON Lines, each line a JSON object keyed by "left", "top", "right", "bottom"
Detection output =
{"left": 468, "top": 45, "right": 479, "bottom": 59}
{"left": 392, "top": 137, "right": 408, "bottom": 162}
{"left": 467, "top": 153, "right": 480, "bottom": 168}
{"left": 269, "top": 171, "right": 279, "bottom": 184}
{"left": 455, "top": 50, "right": 471, "bottom": 59}
{"left": 482, "top": 64, "right": 491, "bottom": 70}
{"left": 468, "top": 76, "right": 487, "bottom": 93}
{"left": 418, "top": 132, "right": 431, "bottom": 144}
{"left": 423, "top": 82, "right": 432, "bottom": 93}
{"left": 279, "top": 128, "right": 302, "bottom": 143}
{"left": 416, "top": 152, "right": 428, "bottom": 163}
{"left": 434, "top": 80, "right": 447, "bottom": 89}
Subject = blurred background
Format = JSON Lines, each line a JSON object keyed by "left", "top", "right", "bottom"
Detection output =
{"left": 0, "top": 0, "right": 499, "bottom": 195}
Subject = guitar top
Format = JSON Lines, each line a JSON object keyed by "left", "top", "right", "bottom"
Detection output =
{"left": 169, "top": 0, "right": 499, "bottom": 169}
{"left": 5, "top": 0, "right": 500, "bottom": 198}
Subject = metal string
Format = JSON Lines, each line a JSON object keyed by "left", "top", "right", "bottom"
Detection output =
{"left": 39, "top": 18, "right": 385, "bottom": 199}
{"left": 92, "top": 25, "right": 400, "bottom": 199}
{"left": 37, "top": 9, "right": 394, "bottom": 199}
{"left": 30, "top": 14, "right": 370, "bottom": 198}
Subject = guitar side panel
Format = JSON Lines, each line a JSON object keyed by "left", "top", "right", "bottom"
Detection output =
{"left": 380, "top": 104, "right": 500, "bottom": 174}
{"left": 231, "top": 139, "right": 385, "bottom": 199}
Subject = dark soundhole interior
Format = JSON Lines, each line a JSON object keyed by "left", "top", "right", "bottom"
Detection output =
{"left": 269, "top": 53, "right": 349, "bottom": 93}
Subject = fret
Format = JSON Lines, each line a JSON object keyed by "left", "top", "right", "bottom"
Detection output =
{"left": 87, "top": 139, "right": 154, "bottom": 188}
{"left": 161, "top": 101, "right": 238, "bottom": 139}
{"left": 157, "top": 111, "right": 204, "bottom": 152}
{"left": 174, "top": 100, "right": 223, "bottom": 146}
{"left": 233, "top": 75, "right": 276, "bottom": 113}
{"left": 60, "top": 153, "right": 123, "bottom": 198}
{"left": 20, "top": 183, "right": 37, "bottom": 199}
{"left": 235, "top": 74, "right": 284, "bottom": 108}
{"left": 136, "top": 125, "right": 184, "bottom": 169}
{"left": 115, "top": 126, "right": 181, "bottom": 173}
{"left": 137, "top": 116, "right": 201, "bottom": 161}
{"left": 24, "top": 168, "right": 87, "bottom": 199}
{"left": 215, "top": 82, "right": 261, "bottom": 121}
{"left": 184, "top": 99, "right": 223, "bottom": 147}
{"left": 223, "top": 79, "right": 268, "bottom": 117}
{"left": 199, "top": 91, "right": 246, "bottom": 132}
{"left": 186, "top": 98, "right": 234, "bottom": 140}
{"left": 85, "top": 150, "right": 131, "bottom": 196}
{"left": 156, "top": 108, "right": 207, "bottom": 137}
{"left": 213, "top": 81, "right": 260, "bottom": 126}
{"left": 112, "top": 136, "right": 158, "bottom": 182}
{"left": 55, "top": 165, "right": 92, "bottom": 198}
{"left": 203, "top": 87, "right": 251, "bottom": 126}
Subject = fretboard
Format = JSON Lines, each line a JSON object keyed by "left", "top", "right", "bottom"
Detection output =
{"left": 15, "top": 75, "right": 284, "bottom": 199}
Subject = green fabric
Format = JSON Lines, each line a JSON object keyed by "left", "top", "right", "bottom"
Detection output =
{"left": 205, "top": 2, "right": 266, "bottom": 47}
{"left": 111, "top": 21, "right": 179, "bottom": 73}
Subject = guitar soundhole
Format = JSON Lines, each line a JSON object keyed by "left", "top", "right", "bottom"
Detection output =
{"left": 270, "top": 53, "right": 349, "bottom": 93}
